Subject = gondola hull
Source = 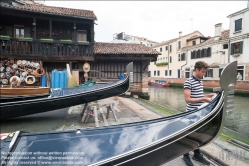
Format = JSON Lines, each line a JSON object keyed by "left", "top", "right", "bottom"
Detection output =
{"left": 0, "top": 92, "right": 224, "bottom": 166}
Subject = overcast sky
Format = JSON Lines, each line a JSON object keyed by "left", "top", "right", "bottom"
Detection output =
{"left": 45, "top": 1, "right": 248, "bottom": 43}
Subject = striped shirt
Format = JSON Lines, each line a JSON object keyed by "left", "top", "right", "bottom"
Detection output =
{"left": 184, "top": 76, "right": 204, "bottom": 111}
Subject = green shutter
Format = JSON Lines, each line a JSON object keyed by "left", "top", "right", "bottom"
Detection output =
{"left": 204, "top": 48, "right": 207, "bottom": 57}
{"left": 231, "top": 43, "right": 234, "bottom": 55}
{"left": 240, "top": 41, "right": 243, "bottom": 54}
{"left": 210, "top": 47, "right": 212, "bottom": 57}
{"left": 195, "top": 50, "right": 197, "bottom": 59}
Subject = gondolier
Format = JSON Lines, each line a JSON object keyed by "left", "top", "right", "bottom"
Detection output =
{"left": 9, "top": 76, "right": 20, "bottom": 88}
{"left": 183, "top": 61, "right": 215, "bottom": 166}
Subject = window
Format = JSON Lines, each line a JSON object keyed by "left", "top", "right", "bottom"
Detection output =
{"left": 235, "top": 18, "right": 242, "bottom": 32}
{"left": 148, "top": 71, "right": 151, "bottom": 77}
{"left": 160, "top": 47, "right": 162, "bottom": 52}
{"left": 154, "top": 71, "right": 156, "bottom": 76}
{"left": 223, "top": 44, "right": 228, "bottom": 49}
{"left": 169, "top": 45, "right": 172, "bottom": 52}
{"left": 177, "top": 69, "right": 180, "bottom": 78}
{"left": 170, "top": 56, "right": 172, "bottom": 63}
{"left": 178, "top": 54, "right": 181, "bottom": 61}
{"left": 185, "top": 68, "right": 190, "bottom": 78}
{"left": 154, "top": 61, "right": 156, "bottom": 65}
{"left": 231, "top": 41, "right": 243, "bottom": 55}
{"left": 237, "top": 66, "right": 244, "bottom": 80}
{"left": 157, "top": 70, "right": 160, "bottom": 76}
{"left": 165, "top": 46, "right": 168, "bottom": 51}
{"left": 178, "top": 41, "right": 181, "bottom": 49}
{"left": 169, "top": 70, "right": 172, "bottom": 76}
{"left": 140, "top": 42, "right": 142, "bottom": 44}
{"left": 14, "top": 25, "right": 24, "bottom": 38}
{"left": 205, "top": 69, "right": 213, "bottom": 77}
{"left": 207, "top": 47, "right": 212, "bottom": 57}
{"left": 192, "top": 41, "right": 196, "bottom": 45}
{"left": 151, "top": 44, "right": 152, "bottom": 46}
{"left": 181, "top": 53, "right": 186, "bottom": 61}
{"left": 163, "top": 57, "right": 165, "bottom": 62}
{"left": 78, "top": 30, "right": 87, "bottom": 41}
{"left": 165, "top": 70, "right": 168, "bottom": 76}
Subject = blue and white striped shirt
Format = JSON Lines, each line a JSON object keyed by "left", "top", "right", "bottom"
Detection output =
{"left": 184, "top": 76, "right": 204, "bottom": 111}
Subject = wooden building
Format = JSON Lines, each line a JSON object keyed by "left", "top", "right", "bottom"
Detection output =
{"left": 0, "top": 0, "right": 160, "bottom": 93}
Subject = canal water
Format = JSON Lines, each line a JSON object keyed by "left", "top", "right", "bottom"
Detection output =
{"left": 148, "top": 86, "right": 249, "bottom": 136}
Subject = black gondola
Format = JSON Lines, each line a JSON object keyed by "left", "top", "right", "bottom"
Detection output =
{"left": 0, "top": 62, "right": 133, "bottom": 120}
{"left": 0, "top": 61, "right": 237, "bottom": 166}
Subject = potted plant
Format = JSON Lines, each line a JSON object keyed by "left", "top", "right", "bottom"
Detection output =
{"left": 60, "top": 39, "right": 72, "bottom": 44}
{"left": 78, "top": 40, "right": 89, "bottom": 45}
{"left": 0, "top": 35, "right": 10, "bottom": 40}
{"left": 18, "top": 37, "right": 33, "bottom": 42}
{"left": 40, "top": 38, "right": 53, "bottom": 43}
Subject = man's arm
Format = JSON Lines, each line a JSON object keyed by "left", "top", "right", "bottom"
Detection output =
{"left": 184, "top": 89, "right": 212, "bottom": 103}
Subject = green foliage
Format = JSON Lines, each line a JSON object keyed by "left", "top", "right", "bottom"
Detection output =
{"left": 40, "top": 38, "right": 53, "bottom": 43}
{"left": 78, "top": 40, "right": 89, "bottom": 45}
{"left": 18, "top": 37, "right": 33, "bottom": 41}
{"left": 60, "top": 39, "right": 72, "bottom": 44}
{"left": 156, "top": 62, "right": 168, "bottom": 67}
{"left": 0, "top": 35, "right": 10, "bottom": 40}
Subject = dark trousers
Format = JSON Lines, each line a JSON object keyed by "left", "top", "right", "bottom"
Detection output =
{"left": 183, "top": 148, "right": 201, "bottom": 156}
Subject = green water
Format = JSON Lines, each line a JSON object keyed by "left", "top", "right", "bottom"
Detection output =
{"left": 148, "top": 86, "right": 249, "bottom": 136}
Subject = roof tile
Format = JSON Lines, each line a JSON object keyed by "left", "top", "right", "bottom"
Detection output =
{"left": 94, "top": 42, "right": 161, "bottom": 55}
{"left": 0, "top": 3, "right": 97, "bottom": 20}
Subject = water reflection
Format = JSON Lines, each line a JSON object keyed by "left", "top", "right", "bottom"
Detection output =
{"left": 148, "top": 86, "right": 249, "bottom": 136}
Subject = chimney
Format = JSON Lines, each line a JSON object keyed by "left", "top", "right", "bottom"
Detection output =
{"left": 179, "top": 31, "right": 182, "bottom": 38}
{"left": 214, "top": 23, "right": 222, "bottom": 41}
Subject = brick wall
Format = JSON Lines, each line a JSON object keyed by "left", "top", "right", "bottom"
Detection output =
{"left": 148, "top": 77, "right": 249, "bottom": 90}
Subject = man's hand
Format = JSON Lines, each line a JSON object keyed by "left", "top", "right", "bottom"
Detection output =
{"left": 203, "top": 97, "right": 212, "bottom": 103}
{"left": 205, "top": 93, "right": 216, "bottom": 98}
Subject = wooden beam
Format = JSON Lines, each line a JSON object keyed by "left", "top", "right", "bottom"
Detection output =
{"left": 74, "top": 22, "right": 76, "bottom": 42}
{"left": 33, "top": 18, "right": 36, "bottom": 39}
{"left": 49, "top": 20, "right": 52, "bottom": 38}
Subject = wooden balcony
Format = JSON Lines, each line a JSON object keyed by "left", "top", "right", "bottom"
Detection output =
{"left": 0, "top": 38, "right": 94, "bottom": 61}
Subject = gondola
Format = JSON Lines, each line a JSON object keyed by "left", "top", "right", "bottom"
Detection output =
{"left": 0, "top": 62, "right": 133, "bottom": 120}
{"left": 0, "top": 61, "right": 237, "bottom": 166}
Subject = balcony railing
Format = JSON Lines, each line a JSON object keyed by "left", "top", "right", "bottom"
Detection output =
{"left": 0, "top": 38, "right": 93, "bottom": 57}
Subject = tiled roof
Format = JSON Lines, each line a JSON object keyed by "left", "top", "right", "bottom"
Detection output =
{"left": 0, "top": 3, "right": 97, "bottom": 20}
{"left": 94, "top": 42, "right": 161, "bottom": 55}
{"left": 227, "top": 8, "right": 249, "bottom": 18}
{"left": 182, "top": 30, "right": 230, "bottom": 51}
{"left": 152, "top": 30, "right": 204, "bottom": 48}
{"left": 128, "top": 35, "right": 159, "bottom": 43}
{"left": 151, "top": 38, "right": 178, "bottom": 48}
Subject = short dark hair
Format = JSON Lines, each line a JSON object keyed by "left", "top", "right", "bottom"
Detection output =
{"left": 194, "top": 61, "right": 209, "bottom": 70}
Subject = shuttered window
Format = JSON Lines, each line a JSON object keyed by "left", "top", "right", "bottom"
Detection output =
{"left": 157, "top": 70, "right": 160, "bottom": 76}
{"left": 235, "top": 18, "right": 242, "bottom": 32}
{"left": 154, "top": 71, "right": 156, "bottom": 76}
{"left": 170, "top": 56, "right": 172, "bottom": 63}
{"left": 169, "top": 70, "right": 172, "bottom": 76}
{"left": 148, "top": 71, "right": 151, "bottom": 77}
{"left": 169, "top": 45, "right": 172, "bottom": 52}
{"left": 230, "top": 41, "right": 243, "bottom": 55}
{"left": 165, "top": 70, "right": 168, "bottom": 76}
